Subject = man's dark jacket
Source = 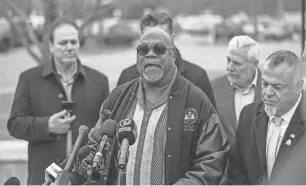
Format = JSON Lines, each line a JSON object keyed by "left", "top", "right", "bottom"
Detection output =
{"left": 228, "top": 91, "right": 306, "bottom": 185}
{"left": 7, "top": 60, "right": 109, "bottom": 185}
{"left": 116, "top": 48, "right": 216, "bottom": 107}
{"left": 81, "top": 73, "right": 228, "bottom": 185}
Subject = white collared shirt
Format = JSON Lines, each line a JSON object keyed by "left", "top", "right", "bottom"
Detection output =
{"left": 266, "top": 93, "right": 302, "bottom": 156}
{"left": 233, "top": 69, "right": 258, "bottom": 121}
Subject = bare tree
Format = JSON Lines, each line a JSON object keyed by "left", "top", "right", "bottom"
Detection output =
{"left": 4, "top": 0, "right": 114, "bottom": 64}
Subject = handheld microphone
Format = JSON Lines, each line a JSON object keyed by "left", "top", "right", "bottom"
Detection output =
{"left": 92, "top": 119, "right": 118, "bottom": 170}
{"left": 58, "top": 145, "right": 91, "bottom": 169}
{"left": 43, "top": 145, "right": 90, "bottom": 185}
{"left": 53, "top": 125, "right": 89, "bottom": 185}
{"left": 117, "top": 119, "right": 138, "bottom": 169}
{"left": 3, "top": 177, "right": 20, "bottom": 185}
{"left": 63, "top": 125, "right": 89, "bottom": 172}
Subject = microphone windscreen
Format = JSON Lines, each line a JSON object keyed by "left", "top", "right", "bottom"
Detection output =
{"left": 3, "top": 177, "right": 20, "bottom": 185}
{"left": 77, "top": 145, "right": 91, "bottom": 160}
{"left": 79, "top": 125, "right": 89, "bottom": 135}
{"left": 99, "top": 119, "right": 118, "bottom": 137}
{"left": 117, "top": 119, "right": 137, "bottom": 145}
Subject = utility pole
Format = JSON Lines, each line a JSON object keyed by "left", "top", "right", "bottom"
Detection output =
{"left": 302, "top": 0, "right": 305, "bottom": 53}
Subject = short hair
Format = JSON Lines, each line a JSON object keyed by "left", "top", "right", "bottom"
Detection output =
{"left": 265, "top": 50, "right": 303, "bottom": 81}
{"left": 49, "top": 18, "right": 80, "bottom": 43}
{"left": 140, "top": 11, "right": 173, "bottom": 34}
{"left": 228, "top": 35, "right": 261, "bottom": 64}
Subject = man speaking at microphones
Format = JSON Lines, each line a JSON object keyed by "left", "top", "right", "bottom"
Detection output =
{"left": 79, "top": 27, "right": 229, "bottom": 185}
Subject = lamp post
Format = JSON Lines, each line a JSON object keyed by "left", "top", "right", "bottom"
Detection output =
{"left": 302, "top": 0, "right": 305, "bottom": 53}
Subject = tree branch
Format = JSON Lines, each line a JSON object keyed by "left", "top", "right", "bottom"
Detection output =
{"left": 80, "top": 1, "right": 115, "bottom": 30}
{"left": 4, "top": 0, "right": 42, "bottom": 59}
{"left": 52, "top": 0, "right": 84, "bottom": 23}
{"left": 5, "top": 12, "right": 41, "bottom": 63}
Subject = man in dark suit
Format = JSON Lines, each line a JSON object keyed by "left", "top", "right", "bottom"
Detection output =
{"left": 117, "top": 11, "right": 215, "bottom": 107}
{"left": 228, "top": 50, "right": 305, "bottom": 185}
{"left": 212, "top": 35, "right": 262, "bottom": 146}
{"left": 7, "top": 19, "right": 109, "bottom": 185}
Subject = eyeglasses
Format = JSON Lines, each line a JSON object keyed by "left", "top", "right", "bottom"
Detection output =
{"left": 136, "top": 41, "right": 172, "bottom": 56}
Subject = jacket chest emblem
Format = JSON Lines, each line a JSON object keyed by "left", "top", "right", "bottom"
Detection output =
{"left": 183, "top": 108, "right": 198, "bottom": 131}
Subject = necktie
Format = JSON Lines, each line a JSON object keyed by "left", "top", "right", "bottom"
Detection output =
{"left": 267, "top": 117, "right": 283, "bottom": 178}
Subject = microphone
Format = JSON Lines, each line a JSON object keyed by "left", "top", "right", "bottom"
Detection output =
{"left": 3, "top": 177, "right": 20, "bottom": 185}
{"left": 53, "top": 125, "right": 89, "bottom": 185}
{"left": 117, "top": 119, "right": 138, "bottom": 169}
{"left": 43, "top": 145, "right": 90, "bottom": 185}
{"left": 92, "top": 119, "right": 118, "bottom": 171}
{"left": 58, "top": 145, "right": 91, "bottom": 168}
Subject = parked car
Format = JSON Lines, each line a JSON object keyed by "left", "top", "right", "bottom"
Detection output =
{"left": 213, "top": 21, "right": 245, "bottom": 43}
{"left": 103, "top": 20, "right": 139, "bottom": 45}
{"left": 0, "top": 18, "right": 14, "bottom": 52}
{"left": 0, "top": 17, "right": 35, "bottom": 52}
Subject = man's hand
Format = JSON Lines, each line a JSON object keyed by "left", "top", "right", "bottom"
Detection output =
{"left": 48, "top": 110, "right": 76, "bottom": 134}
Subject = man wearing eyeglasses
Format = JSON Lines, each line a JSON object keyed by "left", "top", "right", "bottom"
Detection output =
{"left": 117, "top": 11, "right": 216, "bottom": 108}
{"left": 78, "top": 27, "right": 229, "bottom": 185}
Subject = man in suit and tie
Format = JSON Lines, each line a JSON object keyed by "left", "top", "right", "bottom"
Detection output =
{"left": 228, "top": 50, "right": 305, "bottom": 185}
{"left": 212, "top": 35, "right": 262, "bottom": 146}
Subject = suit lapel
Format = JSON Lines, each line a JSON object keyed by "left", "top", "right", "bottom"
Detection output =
{"left": 224, "top": 77, "right": 237, "bottom": 124}
{"left": 254, "top": 70, "right": 262, "bottom": 101}
{"left": 272, "top": 92, "right": 306, "bottom": 176}
{"left": 254, "top": 104, "right": 269, "bottom": 174}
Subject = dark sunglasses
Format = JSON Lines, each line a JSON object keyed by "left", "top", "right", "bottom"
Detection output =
{"left": 136, "top": 41, "right": 171, "bottom": 56}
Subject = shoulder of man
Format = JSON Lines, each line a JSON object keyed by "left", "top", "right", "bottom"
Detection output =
{"left": 117, "top": 64, "right": 139, "bottom": 86}
{"left": 184, "top": 78, "right": 216, "bottom": 117}
{"left": 182, "top": 59, "right": 210, "bottom": 79}
{"left": 211, "top": 75, "right": 228, "bottom": 90}
{"left": 103, "top": 78, "right": 139, "bottom": 109}
{"left": 238, "top": 100, "right": 263, "bottom": 127}
{"left": 122, "top": 64, "right": 138, "bottom": 74}
{"left": 18, "top": 64, "right": 45, "bottom": 81}
{"left": 82, "top": 65, "right": 108, "bottom": 82}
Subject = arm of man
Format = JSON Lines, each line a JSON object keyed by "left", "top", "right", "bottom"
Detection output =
{"left": 227, "top": 106, "right": 249, "bottom": 184}
{"left": 174, "top": 112, "right": 229, "bottom": 185}
{"left": 196, "top": 70, "right": 216, "bottom": 108}
{"left": 7, "top": 73, "right": 55, "bottom": 142}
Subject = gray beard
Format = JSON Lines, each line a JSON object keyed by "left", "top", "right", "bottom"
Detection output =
{"left": 143, "top": 71, "right": 163, "bottom": 83}
{"left": 264, "top": 105, "right": 277, "bottom": 117}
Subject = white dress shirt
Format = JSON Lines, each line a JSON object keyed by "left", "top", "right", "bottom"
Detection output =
{"left": 266, "top": 94, "right": 301, "bottom": 155}
{"left": 233, "top": 69, "right": 258, "bottom": 121}
{"left": 266, "top": 93, "right": 302, "bottom": 176}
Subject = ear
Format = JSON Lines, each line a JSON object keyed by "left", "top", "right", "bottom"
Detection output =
{"left": 296, "top": 78, "right": 305, "bottom": 92}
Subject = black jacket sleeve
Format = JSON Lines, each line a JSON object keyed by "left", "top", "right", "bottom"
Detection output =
{"left": 227, "top": 106, "right": 249, "bottom": 185}
{"left": 7, "top": 73, "right": 54, "bottom": 142}
{"left": 174, "top": 113, "right": 229, "bottom": 185}
{"left": 196, "top": 70, "right": 216, "bottom": 108}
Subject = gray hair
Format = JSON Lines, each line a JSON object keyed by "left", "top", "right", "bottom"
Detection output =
{"left": 265, "top": 50, "right": 303, "bottom": 82}
{"left": 228, "top": 35, "right": 261, "bottom": 64}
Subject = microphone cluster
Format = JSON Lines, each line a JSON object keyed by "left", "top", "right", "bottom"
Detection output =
{"left": 4, "top": 118, "right": 138, "bottom": 185}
